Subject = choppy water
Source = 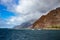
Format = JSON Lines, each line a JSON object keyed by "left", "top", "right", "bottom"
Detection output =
{"left": 0, "top": 28, "right": 60, "bottom": 40}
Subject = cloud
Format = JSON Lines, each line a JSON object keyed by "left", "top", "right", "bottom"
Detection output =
{"left": 7, "top": 16, "right": 24, "bottom": 25}
{"left": 1, "top": 0, "right": 60, "bottom": 14}
{"left": 12, "top": 0, "right": 60, "bottom": 26}
{"left": 7, "top": 12, "right": 42, "bottom": 26}
{"left": 0, "top": 0, "right": 60, "bottom": 28}
{"left": 0, "top": 0, "right": 18, "bottom": 12}
{"left": 15, "top": 0, "right": 60, "bottom": 14}
{"left": 0, "top": 18, "right": 13, "bottom": 28}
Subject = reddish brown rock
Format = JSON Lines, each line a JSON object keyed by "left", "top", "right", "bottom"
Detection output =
{"left": 32, "top": 7, "right": 60, "bottom": 29}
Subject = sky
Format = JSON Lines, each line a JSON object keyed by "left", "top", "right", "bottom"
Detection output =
{"left": 0, "top": 0, "right": 60, "bottom": 28}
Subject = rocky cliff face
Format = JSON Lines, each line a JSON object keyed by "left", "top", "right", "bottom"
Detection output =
{"left": 32, "top": 7, "right": 60, "bottom": 29}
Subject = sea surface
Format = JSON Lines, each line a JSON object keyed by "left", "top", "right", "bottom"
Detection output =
{"left": 0, "top": 28, "right": 60, "bottom": 40}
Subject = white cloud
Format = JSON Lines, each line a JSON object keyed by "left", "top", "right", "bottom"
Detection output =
{"left": 0, "top": 0, "right": 17, "bottom": 12}
{"left": 7, "top": 16, "right": 25, "bottom": 25}
{"left": 0, "top": 0, "right": 60, "bottom": 28}
{"left": 13, "top": 0, "right": 60, "bottom": 26}
{"left": 0, "top": 0, "right": 12, "bottom": 4}
{"left": 6, "top": 11, "right": 44, "bottom": 26}
{"left": 15, "top": 0, "right": 60, "bottom": 14}
{"left": 0, "top": 18, "right": 13, "bottom": 28}
{"left": 13, "top": 0, "right": 60, "bottom": 25}
{"left": 1, "top": 0, "right": 60, "bottom": 14}
{"left": 16, "top": 0, "right": 37, "bottom": 14}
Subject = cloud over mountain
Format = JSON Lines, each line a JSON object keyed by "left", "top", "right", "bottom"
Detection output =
{"left": 0, "top": 0, "right": 60, "bottom": 28}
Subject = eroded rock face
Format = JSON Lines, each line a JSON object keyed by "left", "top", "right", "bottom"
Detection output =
{"left": 32, "top": 7, "right": 60, "bottom": 29}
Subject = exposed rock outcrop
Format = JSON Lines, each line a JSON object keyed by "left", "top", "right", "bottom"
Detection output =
{"left": 32, "top": 7, "right": 60, "bottom": 29}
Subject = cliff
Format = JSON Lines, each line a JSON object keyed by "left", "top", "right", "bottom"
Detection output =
{"left": 32, "top": 7, "right": 60, "bottom": 29}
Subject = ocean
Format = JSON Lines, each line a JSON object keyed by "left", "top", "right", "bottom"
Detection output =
{"left": 0, "top": 28, "right": 60, "bottom": 40}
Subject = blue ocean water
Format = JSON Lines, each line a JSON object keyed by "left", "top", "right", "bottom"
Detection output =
{"left": 0, "top": 28, "right": 60, "bottom": 40}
